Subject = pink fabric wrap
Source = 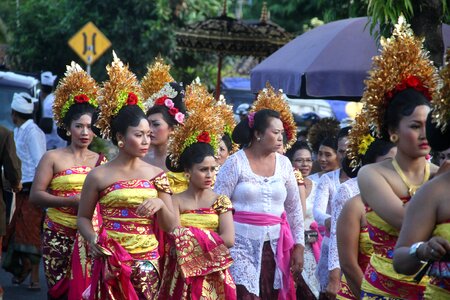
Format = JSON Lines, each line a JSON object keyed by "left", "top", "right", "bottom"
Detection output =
{"left": 234, "top": 211, "right": 295, "bottom": 300}
{"left": 87, "top": 228, "right": 139, "bottom": 300}
{"left": 309, "top": 221, "right": 323, "bottom": 263}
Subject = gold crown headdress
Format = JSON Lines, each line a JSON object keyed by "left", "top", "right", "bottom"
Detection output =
{"left": 361, "top": 16, "right": 439, "bottom": 139}
{"left": 185, "top": 79, "right": 239, "bottom": 154}
{"left": 141, "top": 56, "right": 175, "bottom": 109}
{"left": 431, "top": 49, "right": 450, "bottom": 131}
{"left": 307, "top": 117, "right": 340, "bottom": 153}
{"left": 95, "top": 51, "right": 145, "bottom": 139}
{"left": 53, "top": 62, "right": 99, "bottom": 128}
{"left": 346, "top": 112, "right": 375, "bottom": 168}
{"left": 141, "top": 56, "right": 174, "bottom": 99}
{"left": 167, "top": 92, "right": 225, "bottom": 169}
{"left": 250, "top": 82, "right": 297, "bottom": 149}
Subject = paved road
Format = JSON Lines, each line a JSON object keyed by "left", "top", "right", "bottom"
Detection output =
{"left": 0, "top": 258, "right": 47, "bottom": 300}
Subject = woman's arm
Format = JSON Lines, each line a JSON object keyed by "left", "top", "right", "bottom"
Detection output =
{"left": 30, "top": 152, "right": 79, "bottom": 207}
{"left": 313, "top": 174, "right": 332, "bottom": 228}
{"left": 358, "top": 164, "right": 406, "bottom": 230}
{"left": 77, "top": 170, "right": 104, "bottom": 257}
{"left": 214, "top": 154, "right": 239, "bottom": 197}
{"left": 394, "top": 174, "right": 450, "bottom": 274}
{"left": 155, "top": 191, "right": 176, "bottom": 232}
{"left": 218, "top": 211, "right": 235, "bottom": 248}
{"left": 299, "top": 184, "right": 307, "bottom": 219}
{"left": 337, "top": 196, "right": 364, "bottom": 298}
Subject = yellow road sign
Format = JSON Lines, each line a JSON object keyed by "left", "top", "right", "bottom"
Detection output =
{"left": 68, "top": 22, "right": 111, "bottom": 65}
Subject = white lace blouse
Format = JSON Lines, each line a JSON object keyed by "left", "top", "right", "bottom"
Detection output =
{"left": 214, "top": 150, "right": 305, "bottom": 296}
{"left": 313, "top": 169, "right": 341, "bottom": 226}
{"left": 328, "top": 177, "right": 360, "bottom": 271}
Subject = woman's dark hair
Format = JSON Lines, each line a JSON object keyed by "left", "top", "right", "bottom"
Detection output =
{"left": 146, "top": 82, "right": 186, "bottom": 128}
{"left": 343, "top": 139, "right": 396, "bottom": 178}
{"left": 285, "top": 141, "right": 312, "bottom": 162}
{"left": 319, "top": 136, "right": 338, "bottom": 152}
{"left": 232, "top": 109, "right": 280, "bottom": 145}
{"left": 57, "top": 103, "right": 96, "bottom": 141}
{"left": 338, "top": 126, "right": 352, "bottom": 140}
{"left": 221, "top": 134, "right": 233, "bottom": 152}
{"left": 426, "top": 114, "right": 450, "bottom": 151}
{"left": 110, "top": 105, "right": 147, "bottom": 146}
{"left": 383, "top": 88, "right": 430, "bottom": 139}
{"left": 166, "top": 142, "right": 215, "bottom": 172}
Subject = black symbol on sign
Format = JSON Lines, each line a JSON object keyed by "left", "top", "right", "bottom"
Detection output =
{"left": 82, "top": 32, "right": 97, "bottom": 55}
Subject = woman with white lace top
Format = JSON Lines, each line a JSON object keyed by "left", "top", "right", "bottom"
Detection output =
{"left": 313, "top": 127, "right": 351, "bottom": 299}
{"left": 287, "top": 141, "right": 320, "bottom": 299}
{"left": 215, "top": 109, "right": 305, "bottom": 300}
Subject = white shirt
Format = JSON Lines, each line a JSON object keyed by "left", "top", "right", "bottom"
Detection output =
{"left": 214, "top": 150, "right": 304, "bottom": 296}
{"left": 328, "top": 178, "right": 360, "bottom": 270}
{"left": 14, "top": 119, "right": 46, "bottom": 183}
{"left": 42, "top": 93, "right": 66, "bottom": 149}
{"left": 313, "top": 169, "right": 341, "bottom": 226}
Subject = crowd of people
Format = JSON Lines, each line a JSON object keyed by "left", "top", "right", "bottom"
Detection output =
{"left": 0, "top": 17, "right": 449, "bottom": 300}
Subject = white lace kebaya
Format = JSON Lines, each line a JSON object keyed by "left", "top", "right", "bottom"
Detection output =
{"left": 328, "top": 177, "right": 360, "bottom": 271}
{"left": 214, "top": 150, "right": 305, "bottom": 296}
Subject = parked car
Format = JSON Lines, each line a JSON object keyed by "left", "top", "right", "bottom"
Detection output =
{"left": 0, "top": 71, "right": 39, "bottom": 130}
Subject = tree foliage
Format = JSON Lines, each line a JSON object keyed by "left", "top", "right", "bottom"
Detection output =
{"left": 0, "top": 0, "right": 224, "bottom": 87}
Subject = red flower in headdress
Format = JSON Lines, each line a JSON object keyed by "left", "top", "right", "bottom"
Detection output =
{"left": 168, "top": 107, "right": 179, "bottom": 116}
{"left": 74, "top": 94, "right": 89, "bottom": 104}
{"left": 155, "top": 95, "right": 168, "bottom": 106}
{"left": 386, "top": 75, "right": 431, "bottom": 102}
{"left": 197, "top": 131, "right": 211, "bottom": 143}
{"left": 127, "top": 92, "right": 138, "bottom": 105}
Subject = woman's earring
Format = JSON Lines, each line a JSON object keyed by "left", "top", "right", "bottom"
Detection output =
{"left": 185, "top": 173, "right": 190, "bottom": 180}
{"left": 66, "top": 131, "right": 71, "bottom": 136}
{"left": 257, "top": 137, "right": 261, "bottom": 142}
{"left": 390, "top": 134, "right": 398, "bottom": 143}
{"left": 118, "top": 141, "right": 124, "bottom": 148}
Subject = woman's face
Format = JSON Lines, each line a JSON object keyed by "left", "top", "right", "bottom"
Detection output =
{"left": 188, "top": 156, "right": 217, "bottom": 190}
{"left": 69, "top": 114, "right": 94, "bottom": 148}
{"left": 257, "top": 117, "right": 284, "bottom": 153}
{"left": 121, "top": 119, "right": 151, "bottom": 158}
{"left": 394, "top": 105, "right": 430, "bottom": 158}
{"left": 439, "top": 148, "right": 450, "bottom": 166}
{"left": 148, "top": 113, "right": 172, "bottom": 147}
{"left": 292, "top": 149, "right": 313, "bottom": 177}
{"left": 317, "top": 145, "right": 339, "bottom": 172}
{"left": 337, "top": 136, "right": 348, "bottom": 168}
{"left": 216, "top": 139, "right": 230, "bottom": 166}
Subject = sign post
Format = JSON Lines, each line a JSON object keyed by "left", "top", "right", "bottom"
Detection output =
{"left": 68, "top": 22, "right": 111, "bottom": 74}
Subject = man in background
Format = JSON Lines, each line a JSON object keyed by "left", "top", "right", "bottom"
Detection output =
{"left": 39, "top": 71, "right": 66, "bottom": 150}
{"left": 0, "top": 125, "right": 22, "bottom": 297}
{"left": 4, "top": 92, "right": 46, "bottom": 290}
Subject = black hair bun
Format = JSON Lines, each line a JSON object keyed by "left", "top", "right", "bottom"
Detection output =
{"left": 426, "top": 114, "right": 450, "bottom": 151}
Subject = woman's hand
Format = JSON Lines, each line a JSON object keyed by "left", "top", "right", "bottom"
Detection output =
{"left": 87, "top": 235, "right": 108, "bottom": 258}
{"left": 136, "top": 198, "right": 164, "bottom": 217}
{"left": 290, "top": 244, "right": 304, "bottom": 280}
{"left": 418, "top": 236, "right": 450, "bottom": 261}
{"left": 325, "top": 269, "right": 341, "bottom": 298}
{"left": 67, "top": 194, "right": 81, "bottom": 207}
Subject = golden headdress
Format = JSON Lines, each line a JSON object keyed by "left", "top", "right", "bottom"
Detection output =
{"left": 250, "top": 82, "right": 297, "bottom": 149}
{"left": 167, "top": 92, "right": 225, "bottom": 170}
{"left": 216, "top": 95, "right": 239, "bottom": 154}
{"left": 346, "top": 113, "right": 375, "bottom": 168}
{"left": 53, "top": 62, "right": 99, "bottom": 128}
{"left": 307, "top": 117, "right": 340, "bottom": 153}
{"left": 431, "top": 49, "right": 450, "bottom": 131}
{"left": 95, "top": 52, "right": 145, "bottom": 139}
{"left": 141, "top": 56, "right": 175, "bottom": 109}
{"left": 361, "top": 16, "right": 439, "bottom": 139}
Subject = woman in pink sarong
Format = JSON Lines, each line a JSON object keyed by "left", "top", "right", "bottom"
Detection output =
{"left": 214, "top": 92, "right": 305, "bottom": 299}
{"left": 30, "top": 63, "right": 105, "bottom": 298}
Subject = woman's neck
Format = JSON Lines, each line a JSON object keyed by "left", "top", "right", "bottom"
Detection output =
{"left": 68, "top": 144, "right": 90, "bottom": 156}
{"left": 186, "top": 185, "right": 210, "bottom": 203}
{"left": 246, "top": 144, "right": 274, "bottom": 159}
{"left": 151, "top": 143, "right": 168, "bottom": 157}
{"left": 394, "top": 151, "right": 427, "bottom": 176}
{"left": 114, "top": 151, "right": 142, "bottom": 169}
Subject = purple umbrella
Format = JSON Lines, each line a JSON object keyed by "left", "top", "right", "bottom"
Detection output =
{"left": 251, "top": 17, "right": 450, "bottom": 99}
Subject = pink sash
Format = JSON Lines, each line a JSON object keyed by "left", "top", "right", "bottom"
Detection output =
{"left": 309, "top": 221, "right": 323, "bottom": 263}
{"left": 234, "top": 211, "right": 294, "bottom": 300}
